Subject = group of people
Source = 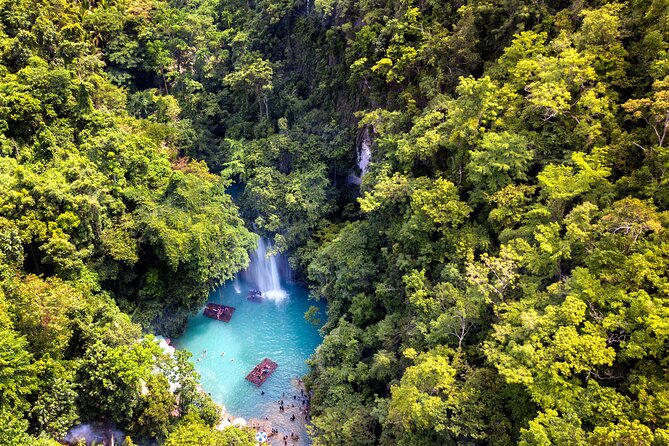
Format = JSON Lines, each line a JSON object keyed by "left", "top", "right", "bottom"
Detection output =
{"left": 248, "top": 367, "right": 267, "bottom": 382}
{"left": 203, "top": 303, "right": 234, "bottom": 321}
{"left": 196, "top": 349, "right": 236, "bottom": 363}
{"left": 250, "top": 417, "right": 299, "bottom": 446}
{"left": 249, "top": 387, "right": 310, "bottom": 445}
{"left": 247, "top": 359, "right": 277, "bottom": 385}
{"left": 276, "top": 391, "right": 311, "bottom": 424}
{"left": 280, "top": 432, "right": 299, "bottom": 446}
{"left": 246, "top": 377, "right": 311, "bottom": 445}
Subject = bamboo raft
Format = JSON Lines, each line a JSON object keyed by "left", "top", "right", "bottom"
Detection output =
{"left": 203, "top": 303, "right": 235, "bottom": 322}
{"left": 247, "top": 289, "right": 263, "bottom": 302}
{"left": 245, "top": 358, "right": 278, "bottom": 386}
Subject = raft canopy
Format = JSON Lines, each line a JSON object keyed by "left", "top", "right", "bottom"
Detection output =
{"left": 247, "top": 289, "right": 263, "bottom": 302}
{"left": 246, "top": 358, "right": 278, "bottom": 386}
{"left": 203, "top": 303, "right": 235, "bottom": 322}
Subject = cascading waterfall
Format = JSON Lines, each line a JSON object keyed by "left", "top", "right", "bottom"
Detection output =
{"left": 358, "top": 127, "right": 372, "bottom": 177}
{"left": 245, "top": 237, "right": 287, "bottom": 301}
{"left": 347, "top": 127, "right": 372, "bottom": 185}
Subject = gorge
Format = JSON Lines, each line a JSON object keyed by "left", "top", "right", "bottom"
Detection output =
{"left": 1, "top": 1, "right": 668, "bottom": 445}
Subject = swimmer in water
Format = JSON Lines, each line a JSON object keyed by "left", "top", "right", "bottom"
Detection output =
{"left": 221, "top": 352, "right": 225, "bottom": 357}
{"left": 230, "top": 358, "right": 235, "bottom": 362}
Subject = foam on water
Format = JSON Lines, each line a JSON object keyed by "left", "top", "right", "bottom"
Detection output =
{"left": 262, "top": 288, "right": 288, "bottom": 301}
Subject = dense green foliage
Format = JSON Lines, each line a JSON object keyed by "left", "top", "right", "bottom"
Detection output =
{"left": 0, "top": 0, "right": 257, "bottom": 443}
{"left": 142, "top": 0, "right": 666, "bottom": 444}
{"left": 2, "top": 0, "right": 669, "bottom": 444}
{"left": 297, "top": 2, "right": 669, "bottom": 445}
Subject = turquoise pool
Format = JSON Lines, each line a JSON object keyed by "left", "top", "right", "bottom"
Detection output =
{"left": 175, "top": 273, "right": 325, "bottom": 444}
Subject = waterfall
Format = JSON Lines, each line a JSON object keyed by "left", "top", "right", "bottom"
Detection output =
{"left": 358, "top": 127, "right": 372, "bottom": 177}
{"left": 348, "top": 127, "right": 372, "bottom": 185}
{"left": 245, "top": 237, "right": 287, "bottom": 301}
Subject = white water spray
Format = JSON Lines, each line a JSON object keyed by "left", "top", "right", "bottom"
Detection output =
{"left": 348, "top": 127, "right": 372, "bottom": 185}
{"left": 358, "top": 127, "right": 372, "bottom": 177}
{"left": 246, "top": 238, "right": 287, "bottom": 301}
{"left": 65, "top": 423, "right": 125, "bottom": 446}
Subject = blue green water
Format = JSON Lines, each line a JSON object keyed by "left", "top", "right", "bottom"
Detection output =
{"left": 175, "top": 273, "right": 325, "bottom": 443}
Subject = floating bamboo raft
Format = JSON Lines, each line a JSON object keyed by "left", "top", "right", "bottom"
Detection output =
{"left": 203, "top": 303, "right": 235, "bottom": 322}
{"left": 247, "top": 289, "right": 263, "bottom": 302}
{"left": 246, "top": 358, "right": 278, "bottom": 386}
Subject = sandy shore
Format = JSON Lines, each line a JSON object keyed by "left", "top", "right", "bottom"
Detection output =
{"left": 217, "top": 377, "right": 312, "bottom": 446}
